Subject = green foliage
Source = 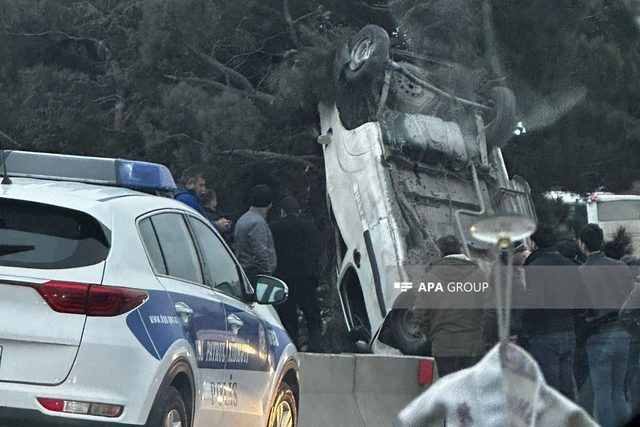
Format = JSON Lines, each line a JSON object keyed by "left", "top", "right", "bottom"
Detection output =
{"left": 613, "top": 226, "right": 634, "bottom": 255}
{"left": 3, "top": 0, "right": 640, "bottom": 222}
{"left": 494, "top": 0, "right": 640, "bottom": 194}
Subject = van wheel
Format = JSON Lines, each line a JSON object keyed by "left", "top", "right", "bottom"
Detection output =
{"left": 485, "top": 86, "right": 517, "bottom": 148}
{"left": 389, "top": 309, "right": 430, "bottom": 356}
{"left": 344, "top": 25, "right": 390, "bottom": 83}
{"left": 146, "top": 386, "right": 188, "bottom": 427}
{"left": 267, "top": 382, "right": 297, "bottom": 427}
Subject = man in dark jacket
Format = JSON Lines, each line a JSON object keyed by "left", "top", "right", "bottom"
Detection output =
{"left": 578, "top": 224, "right": 634, "bottom": 427}
{"left": 201, "top": 189, "right": 233, "bottom": 244}
{"left": 522, "top": 225, "right": 586, "bottom": 401}
{"left": 270, "top": 196, "right": 322, "bottom": 351}
{"left": 413, "top": 235, "right": 489, "bottom": 377}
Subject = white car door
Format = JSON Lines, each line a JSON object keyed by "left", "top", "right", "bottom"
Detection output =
{"left": 138, "top": 212, "right": 227, "bottom": 427}
{"left": 186, "top": 216, "right": 272, "bottom": 426}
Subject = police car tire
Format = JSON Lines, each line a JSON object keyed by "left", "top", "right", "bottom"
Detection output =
{"left": 145, "top": 386, "right": 188, "bottom": 427}
{"left": 267, "top": 382, "right": 297, "bottom": 427}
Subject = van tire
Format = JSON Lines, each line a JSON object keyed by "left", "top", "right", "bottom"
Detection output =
{"left": 485, "top": 86, "right": 517, "bottom": 148}
{"left": 145, "top": 386, "right": 188, "bottom": 427}
{"left": 389, "top": 309, "right": 430, "bottom": 356}
{"left": 344, "top": 25, "right": 390, "bottom": 83}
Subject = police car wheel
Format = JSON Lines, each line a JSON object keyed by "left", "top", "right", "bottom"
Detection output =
{"left": 146, "top": 386, "right": 188, "bottom": 427}
{"left": 267, "top": 382, "right": 297, "bottom": 427}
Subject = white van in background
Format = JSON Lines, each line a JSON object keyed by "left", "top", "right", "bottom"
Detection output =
{"left": 545, "top": 191, "right": 640, "bottom": 254}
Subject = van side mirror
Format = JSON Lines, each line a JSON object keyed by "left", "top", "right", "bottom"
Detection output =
{"left": 254, "top": 275, "right": 288, "bottom": 305}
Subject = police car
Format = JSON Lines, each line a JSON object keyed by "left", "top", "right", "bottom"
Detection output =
{"left": 0, "top": 151, "right": 299, "bottom": 427}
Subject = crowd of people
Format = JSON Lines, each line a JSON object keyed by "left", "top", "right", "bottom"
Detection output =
{"left": 413, "top": 225, "right": 640, "bottom": 427}
{"left": 172, "top": 168, "right": 323, "bottom": 352}
{"left": 172, "top": 167, "right": 640, "bottom": 426}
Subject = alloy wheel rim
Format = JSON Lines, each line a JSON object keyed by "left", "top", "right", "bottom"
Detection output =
{"left": 270, "top": 400, "right": 293, "bottom": 427}
{"left": 164, "top": 409, "right": 183, "bottom": 427}
{"left": 349, "top": 37, "right": 373, "bottom": 70}
{"left": 402, "top": 310, "right": 423, "bottom": 340}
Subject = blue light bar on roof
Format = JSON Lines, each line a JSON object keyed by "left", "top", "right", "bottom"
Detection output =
{"left": 115, "top": 159, "right": 176, "bottom": 192}
{"left": 1, "top": 150, "right": 177, "bottom": 192}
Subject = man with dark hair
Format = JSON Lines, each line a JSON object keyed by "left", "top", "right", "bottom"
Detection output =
{"left": 201, "top": 189, "right": 233, "bottom": 242}
{"left": 234, "top": 185, "right": 277, "bottom": 286}
{"left": 603, "top": 240, "right": 625, "bottom": 261}
{"left": 270, "top": 196, "right": 322, "bottom": 351}
{"left": 174, "top": 169, "right": 230, "bottom": 232}
{"left": 579, "top": 223, "right": 634, "bottom": 427}
{"left": 522, "top": 224, "right": 585, "bottom": 401}
{"left": 558, "top": 240, "right": 582, "bottom": 265}
{"left": 413, "top": 235, "right": 489, "bottom": 376}
{"left": 436, "top": 235, "right": 463, "bottom": 257}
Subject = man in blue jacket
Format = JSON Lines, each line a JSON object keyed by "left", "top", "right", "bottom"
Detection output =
{"left": 174, "top": 168, "right": 230, "bottom": 232}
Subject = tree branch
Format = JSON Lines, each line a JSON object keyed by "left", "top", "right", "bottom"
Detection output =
{"left": 165, "top": 133, "right": 207, "bottom": 146}
{"left": 3, "top": 30, "right": 101, "bottom": 45}
{"left": 219, "top": 149, "right": 322, "bottom": 171}
{"left": 161, "top": 134, "right": 322, "bottom": 171}
{"left": 163, "top": 74, "right": 275, "bottom": 104}
{"left": 292, "top": 5, "right": 325, "bottom": 25}
{"left": 188, "top": 45, "right": 255, "bottom": 92}
{"left": 482, "top": 0, "right": 506, "bottom": 81}
{"left": 283, "top": 0, "right": 300, "bottom": 47}
{"left": 0, "top": 130, "right": 21, "bottom": 148}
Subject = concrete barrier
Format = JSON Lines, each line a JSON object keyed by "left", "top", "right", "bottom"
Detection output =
{"left": 298, "top": 353, "right": 437, "bottom": 427}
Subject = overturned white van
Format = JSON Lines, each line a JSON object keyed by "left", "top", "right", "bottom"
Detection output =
{"left": 320, "top": 25, "right": 536, "bottom": 355}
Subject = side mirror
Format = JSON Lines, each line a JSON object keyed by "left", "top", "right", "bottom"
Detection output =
{"left": 254, "top": 275, "right": 288, "bottom": 305}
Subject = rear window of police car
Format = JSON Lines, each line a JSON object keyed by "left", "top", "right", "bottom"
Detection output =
{"left": 0, "top": 199, "right": 110, "bottom": 269}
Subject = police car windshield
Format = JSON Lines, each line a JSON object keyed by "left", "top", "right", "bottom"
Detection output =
{"left": 0, "top": 200, "right": 110, "bottom": 269}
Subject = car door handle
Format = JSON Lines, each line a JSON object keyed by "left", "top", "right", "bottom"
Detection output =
{"left": 227, "top": 314, "right": 244, "bottom": 333}
{"left": 174, "top": 302, "right": 194, "bottom": 320}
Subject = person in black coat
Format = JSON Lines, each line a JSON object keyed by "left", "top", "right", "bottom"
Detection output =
{"left": 270, "top": 196, "right": 322, "bottom": 352}
{"left": 200, "top": 189, "right": 233, "bottom": 245}
{"left": 578, "top": 224, "right": 634, "bottom": 427}
{"left": 522, "top": 225, "right": 588, "bottom": 401}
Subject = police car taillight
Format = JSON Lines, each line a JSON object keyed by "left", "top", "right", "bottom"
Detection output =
{"left": 37, "top": 398, "right": 124, "bottom": 418}
{"left": 34, "top": 281, "right": 148, "bottom": 316}
{"left": 87, "top": 284, "right": 149, "bottom": 316}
